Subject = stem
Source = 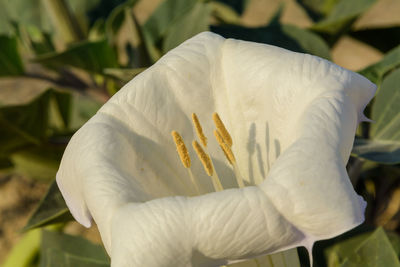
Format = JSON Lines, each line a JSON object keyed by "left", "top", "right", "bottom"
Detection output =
{"left": 24, "top": 72, "right": 87, "bottom": 90}
{"left": 42, "top": 0, "right": 84, "bottom": 44}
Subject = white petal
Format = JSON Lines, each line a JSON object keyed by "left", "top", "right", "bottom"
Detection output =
{"left": 56, "top": 32, "right": 376, "bottom": 266}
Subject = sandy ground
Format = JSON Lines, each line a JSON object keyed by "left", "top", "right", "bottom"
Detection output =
{"left": 0, "top": 175, "right": 47, "bottom": 262}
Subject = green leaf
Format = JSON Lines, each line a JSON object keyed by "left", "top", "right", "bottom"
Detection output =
{"left": 297, "top": 0, "right": 340, "bottom": 17}
{"left": 0, "top": 0, "right": 52, "bottom": 33}
{"left": 209, "top": 1, "right": 240, "bottom": 25}
{"left": 359, "top": 45, "right": 400, "bottom": 84}
{"left": 311, "top": 0, "right": 376, "bottom": 35}
{"left": 24, "top": 181, "right": 73, "bottom": 231}
{"left": 352, "top": 138, "right": 400, "bottom": 164}
{"left": 11, "top": 145, "right": 64, "bottom": 181}
{"left": 0, "top": 89, "right": 53, "bottom": 155}
{"left": 0, "top": 35, "right": 24, "bottom": 76}
{"left": 352, "top": 68, "right": 400, "bottom": 164}
{"left": 228, "top": 249, "right": 300, "bottom": 267}
{"left": 40, "top": 230, "right": 109, "bottom": 267}
{"left": 371, "top": 68, "right": 400, "bottom": 140}
{"left": 34, "top": 39, "right": 118, "bottom": 74}
{"left": 326, "top": 228, "right": 400, "bottom": 267}
{"left": 162, "top": 2, "right": 211, "bottom": 53}
{"left": 105, "top": 2, "right": 151, "bottom": 68}
{"left": 2, "top": 229, "right": 41, "bottom": 267}
{"left": 141, "top": 0, "right": 198, "bottom": 61}
{"left": 211, "top": 23, "right": 331, "bottom": 59}
{"left": 281, "top": 24, "right": 331, "bottom": 59}
{"left": 68, "top": 93, "right": 103, "bottom": 130}
{"left": 340, "top": 228, "right": 400, "bottom": 267}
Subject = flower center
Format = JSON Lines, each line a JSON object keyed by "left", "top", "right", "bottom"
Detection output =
{"left": 171, "top": 113, "right": 245, "bottom": 194}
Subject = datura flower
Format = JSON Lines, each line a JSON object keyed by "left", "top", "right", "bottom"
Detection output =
{"left": 56, "top": 32, "right": 376, "bottom": 267}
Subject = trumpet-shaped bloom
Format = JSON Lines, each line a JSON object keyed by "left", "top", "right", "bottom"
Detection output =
{"left": 56, "top": 32, "right": 376, "bottom": 267}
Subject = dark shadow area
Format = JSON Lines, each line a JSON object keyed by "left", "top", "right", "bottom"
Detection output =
{"left": 265, "top": 122, "right": 271, "bottom": 172}
{"left": 214, "top": 0, "right": 247, "bottom": 15}
{"left": 351, "top": 27, "right": 400, "bottom": 53}
{"left": 87, "top": 0, "right": 127, "bottom": 27}
{"left": 211, "top": 24, "right": 306, "bottom": 54}
{"left": 274, "top": 139, "right": 281, "bottom": 158}
{"left": 247, "top": 123, "right": 256, "bottom": 184}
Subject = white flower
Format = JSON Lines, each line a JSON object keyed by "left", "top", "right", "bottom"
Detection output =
{"left": 56, "top": 32, "right": 376, "bottom": 267}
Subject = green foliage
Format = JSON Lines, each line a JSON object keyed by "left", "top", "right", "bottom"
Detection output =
{"left": 353, "top": 68, "right": 400, "bottom": 164}
{"left": 34, "top": 40, "right": 118, "bottom": 74}
{"left": 212, "top": 23, "right": 331, "bottom": 59}
{"left": 311, "top": 0, "right": 377, "bottom": 35}
{"left": 24, "top": 181, "right": 73, "bottom": 231}
{"left": 359, "top": 45, "right": 400, "bottom": 84}
{"left": 326, "top": 227, "right": 400, "bottom": 266}
{"left": 162, "top": 2, "right": 211, "bottom": 53}
{"left": 2, "top": 229, "right": 41, "bottom": 267}
{"left": 0, "top": 35, "right": 24, "bottom": 76}
{"left": 40, "top": 230, "right": 109, "bottom": 267}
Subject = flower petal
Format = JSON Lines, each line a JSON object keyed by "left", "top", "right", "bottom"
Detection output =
{"left": 56, "top": 32, "right": 376, "bottom": 266}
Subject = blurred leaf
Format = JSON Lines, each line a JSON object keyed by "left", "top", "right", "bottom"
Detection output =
{"left": 341, "top": 228, "right": 400, "bottom": 267}
{"left": 40, "top": 230, "right": 109, "bottom": 267}
{"left": 24, "top": 181, "right": 73, "bottom": 231}
{"left": 209, "top": 1, "right": 240, "bottom": 24}
{"left": 0, "top": 156, "right": 13, "bottom": 169}
{"left": 105, "top": 2, "right": 151, "bottom": 67}
{"left": 0, "top": 35, "right": 24, "bottom": 76}
{"left": 212, "top": 23, "right": 331, "bottom": 59}
{"left": 68, "top": 93, "right": 103, "bottom": 130}
{"left": 359, "top": 45, "right": 400, "bottom": 84}
{"left": 0, "top": 0, "right": 52, "bottom": 33}
{"left": 104, "top": 67, "right": 146, "bottom": 82}
{"left": 296, "top": 0, "right": 340, "bottom": 18}
{"left": 162, "top": 2, "right": 211, "bottom": 53}
{"left": 2, "top": 229, "right": 40, "bottom": 267}
{"left": 371, "top": 68, "right": 400, "bottom": 139}
{"left": 310, "top": 0, "right": 376, "bottom": 35}
{"left": 325, "top": 231, "right": 370, "bottom": 267}
{"left": 142, "top": 0, "right": 198, "bottom": 61}
{"left": 11, "top": 145, "right": 64, "bottom": 180}
{"left": 281, "top": 25, "right": 331, "bottom": 59}
{"left": 326, "top": 228, "right": 400, "bottom": 267}
{"left": 34, "top": 39, "right": 118, "bottom": 74}
{"left": 0, "top": 89, "right": 52, "bottom": 155}
{"left": 353, "top": 68, "right": 400, "bottom": 163}
{"left": 352, "top": 138, "right": 400, "bottom": 164}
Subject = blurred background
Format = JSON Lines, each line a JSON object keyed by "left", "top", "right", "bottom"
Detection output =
{"left": 0, "top": 0, "right": 399, "bottom": 266}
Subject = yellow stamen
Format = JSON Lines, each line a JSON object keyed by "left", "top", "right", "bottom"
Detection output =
{"left": 192, "top": 140, "right": 213, "bottom": 176}
{"left": 171, "top": 131, "right": 191, "bottom": 168}
{"left": 192, "top": 140, "right": 223, "bottom": 191}
{"left": 192, "top": 113, "right": 208, "bottom": 147}
{"left": 213, "top": 130, "right": 235, "bottom": 165}
{"left": 212, "top": 113, "right": 232, "bottom": 147}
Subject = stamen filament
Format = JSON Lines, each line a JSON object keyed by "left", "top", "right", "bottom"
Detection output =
{"left": 212, "top": 113, "right": 232, "bottom": 147}
{"left": 192, "top": 113, "right": 207, "bottom": 147}
{"left": 214, "top": 130, "right": 245, "bottom": 188}
{"left": 192, "top": 140, "right": 223, "bottom": 192}
{"left": 187, "top": 168, "right": 201, "bottom": 194}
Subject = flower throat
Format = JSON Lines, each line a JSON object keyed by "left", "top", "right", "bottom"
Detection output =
{"left": 171, "top": 113, "right": 245, "bottom": 194}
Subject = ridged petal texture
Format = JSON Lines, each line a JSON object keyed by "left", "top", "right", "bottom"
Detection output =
{"left": 56, "top": 32, "right": 376, "bottom": 267}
